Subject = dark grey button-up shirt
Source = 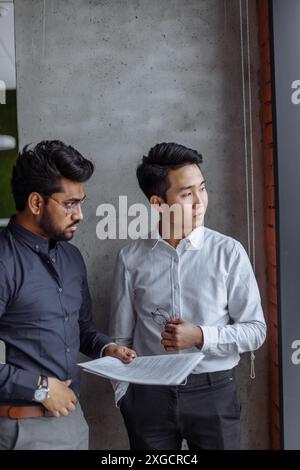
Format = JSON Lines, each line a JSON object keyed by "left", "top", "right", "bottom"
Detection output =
{"left": 0, "top": 218, "right": 111, "bottom": 404}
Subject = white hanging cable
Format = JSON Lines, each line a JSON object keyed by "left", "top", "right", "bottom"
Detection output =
{"left": 239, "top": 0, "right": 251, "bottom": 260}
{"left": 42, "top": 0, "right": 46, "bottom": 56}
{"left": 246, "top": 0, "right": 256, "bottom": 273}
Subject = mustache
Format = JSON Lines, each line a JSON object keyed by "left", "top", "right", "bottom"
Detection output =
{"left": 67, "top": 222, "right": 80, "bottom": 229}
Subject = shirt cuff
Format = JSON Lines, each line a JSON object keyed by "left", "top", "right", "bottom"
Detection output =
{"left": 199, "top": 325, "right": 219, "bottom": 353}
{"left": 13, "top": 370, "right": 40, "bottom": 401}
{"left": 99, "top": 342, "right": 117, "bottom": 358}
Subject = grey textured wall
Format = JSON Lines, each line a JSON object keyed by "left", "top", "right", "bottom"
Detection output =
{"left": 14, "top": 0, "right": 269, "bottom": 449}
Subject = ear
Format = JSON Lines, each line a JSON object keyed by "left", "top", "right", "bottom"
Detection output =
{"left": 150, "top": 195, "right": 165, "bottom": 214}
{"left": 27, "top": 192, "right": 44, "bottom": 216}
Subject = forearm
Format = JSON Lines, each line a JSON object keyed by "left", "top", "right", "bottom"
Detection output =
{"left": 79, "top": 322, "right": 112, "bottom": 358}
{"left": 0, "top": 364, "right": 39, "bottom": 401}
{"left": 79, "top": 278, "right": 112, "bottom": 358}
{"left": 201, "top": 320, "right": 267, "bottom": 356}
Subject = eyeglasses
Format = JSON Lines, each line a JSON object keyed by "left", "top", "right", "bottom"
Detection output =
{"left": 48, "top": 195, "right": 87, "bottom": 215}
{"left": 151, "top": 307, "right": 173, "bottom": 326}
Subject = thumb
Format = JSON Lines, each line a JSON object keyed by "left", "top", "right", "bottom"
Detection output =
{"left": 64, "top": 379, "right": 72, "bottom": 387}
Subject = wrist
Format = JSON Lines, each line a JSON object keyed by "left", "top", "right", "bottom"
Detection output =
{"left": 195, "top": 326, "right": 204, "bottom": 349}
{"left": 33, "top": 375, "right": 49, "bottom": 402}
{"left": 102, "top": 342, "right": 117, "bottom": 357}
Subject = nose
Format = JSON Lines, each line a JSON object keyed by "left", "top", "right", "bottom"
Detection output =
{"left": 72, "top": 204, "right": 84, "bottom": 221}
{"left": 193, "top": 190, "right": 204, "bottom": 207}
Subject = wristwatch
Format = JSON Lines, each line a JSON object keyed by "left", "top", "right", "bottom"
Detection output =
{"left": 34, "top": 375, "right": 49, "bottom": 402}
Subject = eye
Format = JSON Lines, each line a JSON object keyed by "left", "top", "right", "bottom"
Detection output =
{"left": 182, "top": 192, "right": 192, "bottom": 198}
{"left": 65, "top": 202, "right": 75, "bottom": 210}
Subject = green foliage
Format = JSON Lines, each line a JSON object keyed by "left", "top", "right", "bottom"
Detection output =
{"left": 0, "top": 90, "right": 18, "bottom": 217}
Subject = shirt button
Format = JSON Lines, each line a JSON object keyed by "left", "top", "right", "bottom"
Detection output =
{"left": 58, "top": 287, "right": 62, "bottom": 293}
{"left": 66, "top": 348, "right": 70, "bottom": 353}
{"left": 64, "top": 315, "right": 69, "bottom": 321}
{"left": 52, "top": 258, "right": 56, "bottom": 263}
{"left": 35, "top": 245, "right": 39, "bottom": 251}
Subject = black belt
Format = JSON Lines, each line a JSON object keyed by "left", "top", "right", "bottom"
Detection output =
{"left": 180, "top": 369, "right": 235, "bottom": 386}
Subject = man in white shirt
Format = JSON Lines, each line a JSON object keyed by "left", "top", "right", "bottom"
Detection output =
{"left": 109, "top": 142, "right": 266, "bottom": 450}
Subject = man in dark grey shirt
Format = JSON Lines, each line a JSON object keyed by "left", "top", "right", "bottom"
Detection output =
{"left": 0, "top": 140, "right": 135, "bottom": 450}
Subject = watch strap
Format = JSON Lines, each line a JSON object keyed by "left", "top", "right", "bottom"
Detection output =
{"left": 39, "top": 375, "right": 48, "bottom": 389}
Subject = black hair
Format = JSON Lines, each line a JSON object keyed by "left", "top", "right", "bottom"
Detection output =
{"left": 11, "top": 140, "right": 94, "bottom": 211}
{"left": 136, "top": 142, "right": 203, "bottom": 200}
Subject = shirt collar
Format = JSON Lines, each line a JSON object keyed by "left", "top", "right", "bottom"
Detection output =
{"left": 7, "top": 217, "right": 57, "bottom": 254}
{"left": 149, "top": 224, "right": 204, "bottom": 251}
{"left": 185, "top": 224, "right": 205, "bottom": 250}
{"left": 149, "top": 229, "right": 161, "bottom": 250}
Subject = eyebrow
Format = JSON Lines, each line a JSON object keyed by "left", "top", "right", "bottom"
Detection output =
{"left": 64, "top": 194, "right": 86, "bottom": 202}
{"left": 178, "top": 180, "right": 206, "bottom": 192}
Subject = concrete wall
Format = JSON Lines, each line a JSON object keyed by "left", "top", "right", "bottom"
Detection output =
{"left": 14, "top": 0, "right": 269, "bottom": 449}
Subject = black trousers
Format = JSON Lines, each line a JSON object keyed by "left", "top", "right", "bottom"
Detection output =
{"left": 120, "top": 369, "right": 241, "bottom": 450}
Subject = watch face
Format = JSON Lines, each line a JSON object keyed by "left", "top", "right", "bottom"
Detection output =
{"left": 34, "top": 388, "right": 48, "bottom": 402}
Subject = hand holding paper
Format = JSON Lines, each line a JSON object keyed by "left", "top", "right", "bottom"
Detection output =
{"left": 103, "top": 344, "right": 136, "bottom": 363}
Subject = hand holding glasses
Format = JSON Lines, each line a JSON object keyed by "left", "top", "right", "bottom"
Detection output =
{"left": 151, "top": 307, "right": 174, "bottom": 327}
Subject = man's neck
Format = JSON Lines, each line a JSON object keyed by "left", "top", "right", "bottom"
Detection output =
{"left": 15, "top": 212, "right": 49, "bottom": 241}
{"left": 158, "top": 221, "right": 192, "bottom": 249}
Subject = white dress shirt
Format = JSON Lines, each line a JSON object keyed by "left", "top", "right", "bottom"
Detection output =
{"left": 109, "top": 225, "right": 266, "bottom": 404}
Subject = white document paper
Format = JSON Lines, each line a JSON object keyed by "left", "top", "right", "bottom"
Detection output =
{"left": 78, "top": 352, "right": 205, "bottom": 385}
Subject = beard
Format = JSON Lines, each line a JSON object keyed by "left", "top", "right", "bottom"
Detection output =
{"left": 39, "top": 206, "right": 77, "bottom": 241}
